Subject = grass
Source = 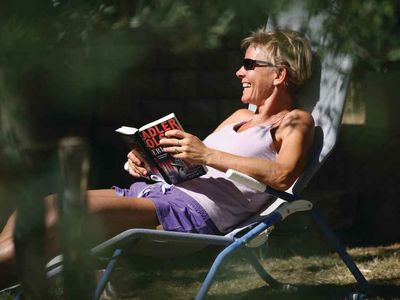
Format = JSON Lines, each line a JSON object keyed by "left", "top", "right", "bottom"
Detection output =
{"left": 95, "top": 242, "right": 400, "bottom": 300}
{"left": 1, "top": 243, "right": 399, "bottom": 299}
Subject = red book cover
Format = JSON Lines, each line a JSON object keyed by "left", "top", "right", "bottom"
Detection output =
{"left": 116, "top": 113, "right": 207, "bottom": 184}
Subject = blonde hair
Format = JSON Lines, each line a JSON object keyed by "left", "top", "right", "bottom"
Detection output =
{"left": 242, "top": 29, "right": 313, "bottom": 93}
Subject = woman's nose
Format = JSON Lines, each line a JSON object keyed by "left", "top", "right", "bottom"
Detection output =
{"left": 236, "top": 66, "right": 245, "bottom": 78}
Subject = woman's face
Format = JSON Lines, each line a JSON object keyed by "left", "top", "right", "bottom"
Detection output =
{"left": 236, "top": 46, "right": 276, "bottom": 107}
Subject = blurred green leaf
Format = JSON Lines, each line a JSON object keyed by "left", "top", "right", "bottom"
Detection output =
{"left": 388, "top": 47, "right": 400, "bottom": 61}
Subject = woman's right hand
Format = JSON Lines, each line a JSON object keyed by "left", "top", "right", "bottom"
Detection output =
{"left": 126, "top": 150, "right": 148, "bottom": 178}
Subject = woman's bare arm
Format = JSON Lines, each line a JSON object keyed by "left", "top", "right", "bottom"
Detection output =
{"left": 161, "top": 109, "right": 314, "bottom": 191}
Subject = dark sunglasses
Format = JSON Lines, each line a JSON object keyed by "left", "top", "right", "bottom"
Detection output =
{"left": 243, "top": 58, "right": 276, "bottom": 70}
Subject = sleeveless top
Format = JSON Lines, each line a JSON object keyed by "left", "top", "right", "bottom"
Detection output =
{"left": 176, "top": 119, "right": 279, "bottom": 233}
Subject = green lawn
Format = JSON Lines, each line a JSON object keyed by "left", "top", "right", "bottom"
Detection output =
{"left": 104, "top": 243, "right": 400, "bottom": 300}
{"left": 1, "top": 243, "right": 399, "bottom": 299}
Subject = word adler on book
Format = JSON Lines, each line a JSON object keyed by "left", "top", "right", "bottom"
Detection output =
{"left": 140, "top": 118, "right": 181, "bottom": 149}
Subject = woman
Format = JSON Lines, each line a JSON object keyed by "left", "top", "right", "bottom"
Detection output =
{"left": 0, "top": 29, "right": 314, "bottom": 286}
{"left": 124, "top": 28, "right": 314, "bottom": 234}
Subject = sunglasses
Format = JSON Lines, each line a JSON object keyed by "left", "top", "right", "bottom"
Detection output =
{"left": 243, "top": 58, "right": 276, "bottom": 70}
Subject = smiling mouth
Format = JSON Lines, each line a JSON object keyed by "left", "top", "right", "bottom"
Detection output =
{"left": 242, "top": 83, "right": 251, "bottom": 88}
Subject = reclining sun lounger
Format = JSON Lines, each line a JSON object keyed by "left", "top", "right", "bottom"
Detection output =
{"left": 19, "top": 4, "right": 373, "bottom": 300}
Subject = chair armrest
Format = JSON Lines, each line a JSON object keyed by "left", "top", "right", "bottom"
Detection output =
{"left": 277, "top": 200, "right": 313, "bottom": 220}
{"left": 225, "top": 169, "right": 301, "bottom": 201}
{"left": 225, "top": 169, "right": 266, "bottom": 192}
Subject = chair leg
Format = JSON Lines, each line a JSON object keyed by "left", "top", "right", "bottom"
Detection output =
{"left": 311, "top": 209, "right": 372, "bottom": 295}
{"left": 241, "top": 248, "right": 282, "bottom": 288}
{"left": 94, "top": 248, "right": 123, "bottom": 300}
{"left": 195, "top": 240, "right": 238, "bottom": 300}
{"left": 196, "top": 211, "right": 283, "bottom": 300}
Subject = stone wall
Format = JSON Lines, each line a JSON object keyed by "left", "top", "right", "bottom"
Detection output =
{"left": 304, "top": 125, "right": 400, "bottom": 246}
{"left": 89, "top": 43, "right": 247, "bottom": 188}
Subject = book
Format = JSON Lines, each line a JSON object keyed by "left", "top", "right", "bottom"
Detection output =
{"left": 116, "top": 113, "right": 207, "bottom": 184}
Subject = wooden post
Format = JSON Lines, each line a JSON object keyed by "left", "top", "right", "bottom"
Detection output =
{"left": 58, "top": 137, "right": 94, "bottom": 300}
{"left": 14, "top": 147, "right": 53, "bottom": 300}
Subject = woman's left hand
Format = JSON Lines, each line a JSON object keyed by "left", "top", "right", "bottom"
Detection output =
{"left": 159, "top": 130, "right": 211, "bottom": 165}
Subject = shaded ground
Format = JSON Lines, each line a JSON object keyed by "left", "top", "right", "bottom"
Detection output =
{"left": 1, "top": 243, "right": 399, "bottom": 299}
{"left": 99, "top": 243, "right": 400, "bottom": 300}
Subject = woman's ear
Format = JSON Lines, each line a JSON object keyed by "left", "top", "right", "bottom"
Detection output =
{"left": 273, "top": 67, "right": 287, "bottom": 86}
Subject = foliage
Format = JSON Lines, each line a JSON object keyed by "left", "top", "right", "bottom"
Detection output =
{"left": 305, "top": 0, "right": 400, "bottom": 69}
{"left": 0, "top": 0, "right": 398, "bottom": 92}
{"left": 0, "top": 0, "right": 272, "bottom": 149}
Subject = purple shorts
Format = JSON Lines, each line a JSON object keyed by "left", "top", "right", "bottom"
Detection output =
{"left": 113, "top": 182, "right": 220, "bottom": 235}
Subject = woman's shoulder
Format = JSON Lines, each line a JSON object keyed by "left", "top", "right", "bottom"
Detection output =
{"left": 229, "top": 108, "right": 255, "bottom": 121}
{"left": 282, "top": 109, "right": 314, "bottom": 127}
{"left": 214, "top": 108, "right": 254, "bottom": 131}
{"left": 274, "top": 109, "right": 314, "bottom": 142}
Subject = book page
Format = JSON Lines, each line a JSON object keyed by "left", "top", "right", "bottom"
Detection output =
{"left": 115, "top": 126, "right": 139, "bottom": 135}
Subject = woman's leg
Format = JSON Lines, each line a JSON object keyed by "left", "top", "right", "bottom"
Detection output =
{"left": 0, "top": 189, "right": 160, "bottom": 288}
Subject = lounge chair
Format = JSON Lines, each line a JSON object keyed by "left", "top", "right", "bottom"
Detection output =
{"left": 44, "top": 5, "right": 371, "bottom": 300}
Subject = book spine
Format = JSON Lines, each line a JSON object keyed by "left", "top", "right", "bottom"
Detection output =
{"left": 139, "top": 116, "right": 206, "bottom": 184}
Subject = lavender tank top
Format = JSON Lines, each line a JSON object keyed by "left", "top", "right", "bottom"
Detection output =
{"left": 176, "top": 120, "right": 277, "bottom": 233}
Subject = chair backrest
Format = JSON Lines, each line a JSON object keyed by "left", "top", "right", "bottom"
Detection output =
{"left": 265, "top": 3, "right": 353, "bottom": 195}
{"left": 229, "top": 4, "right": 353, "bottom": 236}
